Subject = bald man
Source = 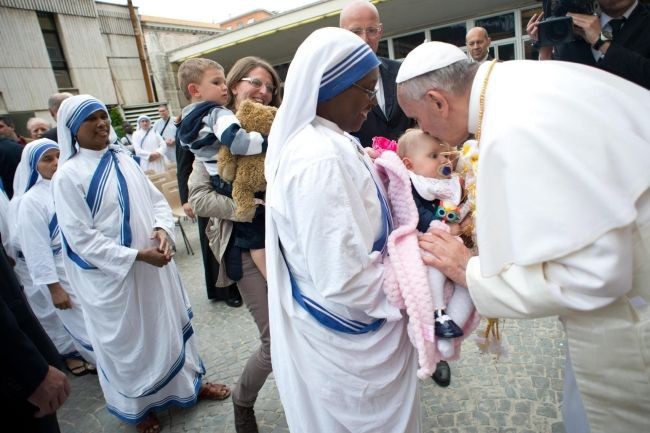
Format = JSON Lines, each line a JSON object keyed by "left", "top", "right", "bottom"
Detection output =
{"left": 42, "top": 92, "right": 72, "bottom": 142}
{"left": 466, "top": 27, "right": 492, "bottom": 63}
{"left": 26, "top": 118, "right": 50, "bottom": 139}
{"left": 339, "top": 0, "right": 413, "bottom": 147}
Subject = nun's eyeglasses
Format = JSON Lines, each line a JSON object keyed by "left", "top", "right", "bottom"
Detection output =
{"left": 240, "top": 77, "right": 277, "bottom": 95}
{"left": 351, "top": 83, "right": 378, "bottom": 100}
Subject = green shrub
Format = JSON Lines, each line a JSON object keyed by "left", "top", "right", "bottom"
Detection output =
{"left": 109, "top": 107, "right": 125, "bottom": 137}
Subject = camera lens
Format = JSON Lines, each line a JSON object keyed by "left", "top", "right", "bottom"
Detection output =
{"left": 538, "top": 16, "right": 575, "bottom": 46}
{"left": 549, "top": 22, "right": 568, "bottom": 41}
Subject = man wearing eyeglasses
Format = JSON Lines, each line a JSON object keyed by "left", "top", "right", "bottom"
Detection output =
{"left": 339, "top": 0, "right": 414, "bottom": 148}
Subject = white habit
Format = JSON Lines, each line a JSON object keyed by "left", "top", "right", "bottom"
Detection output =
{"left": 265, "top": 28, "right": 420, "bottom": 433}
{"left": 18, "top": 179, "right": 95, "bottom": 363}
{"left": 462, "top": 60, "right": 650, "bottom": 433}
{"left": 133, "top": 126, "right": 167, "bottom": 173}
{"left": 8, "top": 139, "right": 79, "bottom": 358}
{"left": 53, "top": 143, "right": 203, "bottom": 424}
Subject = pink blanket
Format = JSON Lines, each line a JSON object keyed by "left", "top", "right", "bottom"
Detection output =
{"left": 375, "top": 150, "right": 480, "bottom": 379}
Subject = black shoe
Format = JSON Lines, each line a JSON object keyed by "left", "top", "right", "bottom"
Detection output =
{"left": 434, "top": 309, "right": 464, "bottom": 338}
{"left": 226, "top": 286, "right": 243, "bottom": 308}
{"left": 234, "top": 402, "right": 259, "bottom": 433}
{"left": 432, "top": 360, "right": 451, "bottom": 387}
{"left": 226, "top": 295, "right": 243, "bottom": 307}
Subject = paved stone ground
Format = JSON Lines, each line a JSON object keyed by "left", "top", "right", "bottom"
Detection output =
{"left": 58, "top": 220, "right": 567, "bottom": 433}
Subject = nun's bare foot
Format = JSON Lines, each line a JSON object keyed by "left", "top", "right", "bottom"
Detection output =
{"left": 136, "top": 412, "right": 161, "bottom": 433}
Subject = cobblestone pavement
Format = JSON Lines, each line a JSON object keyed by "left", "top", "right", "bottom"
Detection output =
{"left": 58, "top": 220, "right": 567, "bottom": 433}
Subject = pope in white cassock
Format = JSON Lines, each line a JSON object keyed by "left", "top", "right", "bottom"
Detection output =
{"left": 265, "top": 27, "right": 420, "bottom": 433}
{"left": 52, "top": 95, "right": 230, "bottom": 433}
{"left": 398, "top": 42, "right": 650, "bottom": 433}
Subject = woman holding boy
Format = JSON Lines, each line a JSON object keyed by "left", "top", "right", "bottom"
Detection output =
{"left": 186, "top": 55, "right": 281, "bottom": 433}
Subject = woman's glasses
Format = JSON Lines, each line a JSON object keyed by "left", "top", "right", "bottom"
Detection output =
{"left": 240, "top": 77, "right": 277, "bottom": 95}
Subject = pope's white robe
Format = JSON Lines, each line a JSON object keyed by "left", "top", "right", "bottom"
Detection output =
{"left": 17, "top": 179, "right": 95, "bottom": 363}
{"left": 266, "top": 117, "right": 420, "bottom": 433}
{"left": 133, "top": 128, "right": 167, "bottom": 173}
{"left": 52, "top": 147, "right": 203, "bottom": 424}
{"left": 464, "top": 60, "right": 650, "bottom": 433}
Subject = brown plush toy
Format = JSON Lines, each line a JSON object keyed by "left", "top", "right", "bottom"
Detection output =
{"left": 217, "top": 99, "right": 277, "bottom": 220}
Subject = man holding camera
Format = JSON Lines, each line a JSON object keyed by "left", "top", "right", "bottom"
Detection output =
{"left": 528, "top": 0, "right": 650, "bottom": 89}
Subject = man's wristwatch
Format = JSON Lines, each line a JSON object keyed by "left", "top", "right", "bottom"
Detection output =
{"left": 592, "top": 31, "right": 613, "bottom": 51}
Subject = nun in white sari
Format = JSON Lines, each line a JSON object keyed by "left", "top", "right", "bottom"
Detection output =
{"left": 11, "top": 138, "right": 96, "bottom": 366}
{"left": 7, "top": 139, "right": 85, "bottom": 362}
{"left": 132, "top": 114, "right": 167, "bottom": 173}
{"left": 52, "top": 95, "right": 229, "bottom": 429}
{"left": 265, "top": 27, "right": 420, "bottom": 433}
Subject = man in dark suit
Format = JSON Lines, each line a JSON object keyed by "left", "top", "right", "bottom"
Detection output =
{"left": 528, "top": 0, "right": 650, "bottom": 89}
{"left": 0, "top": 240, "right": 70, "bottom": 432}
{"left": 339, "top": 0, "right": 414, "bottom": 147}
{"left": 466, "top": 27, "right": 494, "bottom": 63}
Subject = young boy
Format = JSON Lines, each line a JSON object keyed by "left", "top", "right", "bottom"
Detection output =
{"left": 176, "top": 58, "right": 267, "bottom": 278}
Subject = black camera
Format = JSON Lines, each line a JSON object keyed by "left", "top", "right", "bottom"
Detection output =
{"left": 537, "top": 0, "right": 595, "bottom": 46}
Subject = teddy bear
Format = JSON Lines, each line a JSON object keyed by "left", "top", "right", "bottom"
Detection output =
{"left": 217, "top": 99, "right": 277, "bottom": 220}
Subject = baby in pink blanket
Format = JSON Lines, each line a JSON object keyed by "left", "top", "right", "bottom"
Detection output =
{"left": 373, "top": 133, "right": 479, "bottom": 378}
{"left": 397, "top": 129, "right": 474, "bottom": 356}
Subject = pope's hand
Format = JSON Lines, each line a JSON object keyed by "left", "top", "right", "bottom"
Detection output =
{"left": 419, "top": 229, "right": 474, "bottom": 288}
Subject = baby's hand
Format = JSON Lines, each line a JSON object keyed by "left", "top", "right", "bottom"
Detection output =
{"left": 364, "top": 147, "right": 379, "bottom": 161}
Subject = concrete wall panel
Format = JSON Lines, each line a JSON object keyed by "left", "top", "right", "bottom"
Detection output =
{"left": 0, "top": 0, "right": 96, "bottom": 17}
{"left": 0, "top": 8, "right": 57, "bottom": 111}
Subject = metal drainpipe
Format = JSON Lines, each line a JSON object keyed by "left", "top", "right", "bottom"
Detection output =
{"left": 127, "top": 0, "right": 155, "bottom": 103}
